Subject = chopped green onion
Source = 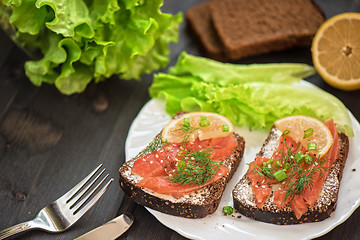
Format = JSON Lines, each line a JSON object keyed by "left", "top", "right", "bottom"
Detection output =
{"left": 222, "top": 124, "right": 230, "bottom": 132}
{"left": 263, "top": 159, "right": 274, "bottom": 167}
{"left": 267, "top": 159, "right": 274, "bottom": 165}
{"left": 283, "top": 163, "right": 291, "bottom": 171}
{"left": 304, "top": 128, "right": 314, "bottom": 138}
{"left": 274, "top": 170, "right": 288, "bottom": 182}
{"left": 177, "top": 150, "right": 188, "bottom": 157}
{"left": 274, "top": 159, "right": 282, "bottom": 169}
{"left": 183, "top": 117, "right": 190, "bottom": 126}
{"left": 222, "top": 206, "right": 233, "bottom": 215}
{"left": 294, "top": 151, "right": 304, "bottom": 164}
{"left": 304, "top": 154, "right": 313, "bottom": 164}
{"left": 198, "top": 116, "right": 210, "bottom": 127}
{"left": 282, "top": 130, "right": 290, "bottom": 136}
{"left": 199, "top": 120, "right": 210, "bottom": 127}
{"left": 177, "top": 160, "right": 186, "bottom": 170}
{"left": 307, "top": 142, "right": 317, "bottom": 151}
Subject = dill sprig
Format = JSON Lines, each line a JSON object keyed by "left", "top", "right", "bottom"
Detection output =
{"left": 252, "top": 133, "right": 330, "bottom": 202}
{"left": 247, "top": 163, "right": 277, "bottom": 181}
{"left": 173, "top": 122, "right": 199, "bottom": 144}
{"left": 170, "top": 147, "right": 221, "bottom": 186}
{"left": 168, "top": 116, "right": 222, "bottom": 186}
{"left": 280, "top": 136, "right": 329, "bottom": 202}
{"left": 136, "top": 137, "right": 168, "bottom": 159}
{"left": 283, "top": 156, "right": 328, "bottom": 202}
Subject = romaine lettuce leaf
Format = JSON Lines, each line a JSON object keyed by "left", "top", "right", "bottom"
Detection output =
{"left": 149, "top": 53, "right": 353, "bottom": 136}
{"left": 169, "top": 52, "right": 316, "bottom": 85}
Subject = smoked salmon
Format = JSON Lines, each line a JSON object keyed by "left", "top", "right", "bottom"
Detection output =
{"left": 248, "top": 119, "right": 340, "bottom": 219}
{"left": 120, "top": 111, "right": 246, "bottom": 219}
{"left": 132, "top": 135, "right": 238, "bottom": 198}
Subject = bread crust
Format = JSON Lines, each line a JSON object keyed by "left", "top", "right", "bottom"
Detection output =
{"left": 185, "top": 1, "right": 227, "bottom": 61}
{"left": 186, "top": 0, "right": 325, "bottom": 61}
{"left": 232, "top": 127, "right": 349, "bottom": 224}
{"left": 210, "top": 0, "right": 325, "bottom": 60}
{"left": 119, "top": 132, "right": 245, "bottom": 218}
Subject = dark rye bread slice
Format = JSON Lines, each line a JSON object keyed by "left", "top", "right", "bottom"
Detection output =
{"left": 233, "top": 126, "right": 349, "bottom": 225}
{"left": 119, "top": 132, "right": 245, "bottom": 218}
{"left": 185, "top": 1, "right": 226, "bottom": 61}
{"left": 209, "top": 0, "right": 326, "bottom": 60}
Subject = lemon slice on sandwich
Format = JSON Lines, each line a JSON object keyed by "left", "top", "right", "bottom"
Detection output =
{"left": 162, "top": 112, "right": 234, "bottom": 143}
{"left": 274, "top": 115, "right": 333, "bottom": 158}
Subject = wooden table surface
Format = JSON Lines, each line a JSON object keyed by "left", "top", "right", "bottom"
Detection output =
{"left": 0, "top": 1, "right": 359, "bottom": 239}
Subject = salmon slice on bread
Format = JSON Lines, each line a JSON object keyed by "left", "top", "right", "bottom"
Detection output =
{"left": 233, "top": 119, "right": 349, "bottom": 224}
{"left": 119, "top": 112, "right": 245, "bottom": 218}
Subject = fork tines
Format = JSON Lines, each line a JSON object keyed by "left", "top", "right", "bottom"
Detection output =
{"left": 0, "top": 164, "right": 114, "bottom": 239}
{"left": 58, "top": 164, "right": 113, "bottom": 219}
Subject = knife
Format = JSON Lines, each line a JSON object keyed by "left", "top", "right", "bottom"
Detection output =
{"left": 75, "top": 214, "right": 134, "bottom": 240}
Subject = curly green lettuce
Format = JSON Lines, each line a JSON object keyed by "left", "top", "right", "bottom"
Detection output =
{"left": 149, "top": 52, "right": 353, "bottom": 137}
{"left": 0, "top": 0, "right": 182, "bottom": 94}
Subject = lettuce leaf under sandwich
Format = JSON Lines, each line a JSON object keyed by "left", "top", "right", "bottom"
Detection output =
{"left": 149, "top": 52, "right": 353, "bottom": 137}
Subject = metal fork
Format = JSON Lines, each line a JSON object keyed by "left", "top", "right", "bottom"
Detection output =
{"left": 0, "top": 164, "right": 113, "bottom": 239}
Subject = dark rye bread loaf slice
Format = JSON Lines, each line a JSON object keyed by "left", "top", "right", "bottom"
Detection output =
{"left": 119, "top": 131, "right": 245, "bottom": 218}
{"left": 233, "top": 126, "right": 349, "bottom": 225}
{"left": 209, "top": 0, "right": 326, "bottom": 60}
{"left": 185, "top": 1, "right": 226, "bottom": 61}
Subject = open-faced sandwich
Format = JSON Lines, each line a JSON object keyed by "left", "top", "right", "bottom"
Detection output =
{"left": 119, "top": 112, "right": 245, "bottom": 218}
{"left": 233, "top": 115, "right": 349, "bottom": 224}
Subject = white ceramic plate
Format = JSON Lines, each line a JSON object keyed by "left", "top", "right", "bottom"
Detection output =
{"left": 125, "top": 97, "right": 360, "bottom": 240}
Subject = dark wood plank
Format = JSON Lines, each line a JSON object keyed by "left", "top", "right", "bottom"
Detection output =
{"left": 0, "top": 45, "right": 152, "bottom": 239}
{"left": 0, "top": 0, "right": 359, "bottom": 240}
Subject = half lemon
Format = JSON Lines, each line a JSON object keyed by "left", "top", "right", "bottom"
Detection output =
{"left": 311, "top": 12, "right": 360, "bottom": 91}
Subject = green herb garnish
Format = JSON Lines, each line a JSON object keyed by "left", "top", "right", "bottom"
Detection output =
{"left": 136, "top": 137, "right": 168, "bottom": 159}
{"left": 304, "top": 128, "right": 314, "bottom": 138}
{"left": 222, "top": 124, "right": 230, "bottom": 132}
{"left": 169, "top": 116, "right": 224, "bottom": 186}
{"left": 280, "top": 138, "right": 328, "bottom": 202}
{"left": 173, "top": 121, "right": 199, "bottom": 144}
{"left": 273, "top": 170, "right": 288, "bottom": 182}
{"left": 183, "top": 117, "right": 190, "bottom": 126}
{"left": 247, "top": 163, "right": 277, "bottom": 181}
{"left": 222, "top": 206, "right": 233, "bottom": 215}
{"left": 251, "top": 136, "right": 329, "bottom": 202}
{"left": 307, "top": 142, "right": 318, "bottom": 151}
{"left": 177, "top": 160, "right": 186, "bottom": 170}
{"left": 304, "top": 154, "right": 313, "bottom": 164}
{"left": 282, "top": 130, "right": 290, "bottom": 136}
{"left": 199, "top": 116, "right": 210, "bottom": 127}
{"left": 283, "top": 162, "right": 291, "bottom": 171}
{"left": 170, "top": 147, "right": 220, "bottom": 186}
{"left": 262, "top": 159, "right": 274, "bottom": 167}
{"left": 274, "top": 159, "right": 282, "bottom": 169}
{"left": 283, "top": 157, "right": 328, "bottom": 202}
